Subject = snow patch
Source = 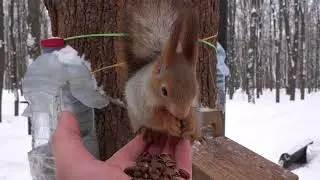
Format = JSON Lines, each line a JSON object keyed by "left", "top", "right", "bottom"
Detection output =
{"left": 1, "top": 90, "right": 320, "bottom": 179}
{"left": 198, "top": 107, "right": 217, "bottom": 112}
{"left": 27, "top": 33, "right": 35, "bottom": 47}
{"left": 226, "top": 89, "right": 320, "bottom": 180}
{"left": 53, "top": 45, "right": 83, "bottom": 65}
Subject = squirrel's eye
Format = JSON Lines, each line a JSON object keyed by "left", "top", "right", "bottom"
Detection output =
{"left": 161, "top": 86, "right": 168, "bottom": 97}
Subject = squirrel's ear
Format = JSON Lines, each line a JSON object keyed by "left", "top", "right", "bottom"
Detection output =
{"left": 181, "top": 8, "right": 199, "bottom": 64}
{"left": 162, "top": 11, "right": 184, "bottom": 68}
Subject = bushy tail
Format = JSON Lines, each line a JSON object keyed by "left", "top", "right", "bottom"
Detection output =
{"left": 121, "top": 1, "right": 199, "bottom": 77}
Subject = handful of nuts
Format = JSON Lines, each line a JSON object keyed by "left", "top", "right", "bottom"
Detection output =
{"left": 124, "top": 152, "right": 190, "bottom": 180}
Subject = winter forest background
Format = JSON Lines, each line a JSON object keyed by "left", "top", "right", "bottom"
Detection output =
{"left": 0, "top": 0, "right": 319, "bottom": 123}
{"left": 226, "top": 0, "right": 320, "bottom": 103}
{"left": 0, "top": 0, "right": 50, "bottom": 122}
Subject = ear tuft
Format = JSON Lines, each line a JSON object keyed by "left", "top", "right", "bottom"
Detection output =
{"left": 162, "top": 7, "right": 199, "bottom": 67}
{"left": 162, "top": 11, "right": 184, "bottom": 68}
{"left": 180, "top": 8, "right": 199, "bottom": 63}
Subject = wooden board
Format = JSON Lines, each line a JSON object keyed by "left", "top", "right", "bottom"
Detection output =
{"left": 192, "top": 137, "right": 299, "bottom": 180}
{"left": 196, "top": 109, "right": 223, "bottom": 137}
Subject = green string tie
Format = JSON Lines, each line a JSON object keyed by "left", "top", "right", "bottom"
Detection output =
{"left": 64, "top": 33, "right": 128, "bottom": 41}
{"left": 63, "top": 33, "right": 217, "bottom": 52}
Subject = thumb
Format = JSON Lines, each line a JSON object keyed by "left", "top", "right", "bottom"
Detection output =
{"left": 175, "top": 139, "right": 192, "bottom": 178}
{"left": 51, "top": 111, "right": 95, "bottom": 168}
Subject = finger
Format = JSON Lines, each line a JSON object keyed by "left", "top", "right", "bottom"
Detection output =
{"left": 161, "top": 136, "right": 178, "bottom": 155}
{"left": 147, "top": 135, "right": 168, "bottom": 155}
{"left": 175, "top": 139, "right": 192, "bottom": 176}
{"left": 51, "top": 111, "right": 95, "bottom": 169}
{"left": 108, "top": 135, "right": 148, "bottom": 169}
{"left": 114, "top": 135, "right": 147, "bottom": 160}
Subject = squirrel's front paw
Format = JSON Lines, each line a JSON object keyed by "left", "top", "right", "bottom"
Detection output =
{"left": 135, "top": 126, "right": 162, "bottom": 144}
{"left": 166, "top": 116, "right": 182, "bottom": 137}
{"left": 181, "top": 110, "right": 200, "bottom": 142}
{"left": 152, "top": 108, "right": 182, "bottom": 137}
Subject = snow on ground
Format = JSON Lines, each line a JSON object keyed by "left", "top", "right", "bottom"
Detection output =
{"left": 0, "top": 89, "right": 319, "bottom": 179}
{"left": 226, "top": 89, "right": 320, "bottom": 180}
{"left": 0, "top": 91, "right": 32, "bottom": 180}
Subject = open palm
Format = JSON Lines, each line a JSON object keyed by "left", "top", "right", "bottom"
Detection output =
{"left": 51, "top": 111, "right": 192, "bottom": 180}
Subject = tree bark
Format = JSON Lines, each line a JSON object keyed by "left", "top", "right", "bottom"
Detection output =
{"left": 193, "top": 0, "right": 219, "bottom": 108}
{"left": 256, "top": 0, "right": 263, "bottom": 98}
{"left": 227, "top": 0, "right": 235, "bottom": 100}
{"left": 40, "top": 2, "right": 50, "bottom": 39}
{"left": 299, "top": 0, "right": 305, "bottom": 100}
{"left": 275, "top": 0, "right": 283, "bottom": 103}
{"left": 282, "top": 0, "right": 294, "bottom": 98}
{"left": 290, "top": 0, "right": 299, "bottom": 101}
{"left": 44, "top": 0, "right": 133, "bottom": 160}
{"left": 9, "top": 0, "right": 19, "bottom": 115}
{"left": 28, "top": 0, "right": 41, "bottom": 60}
{"left": 0, "top": 0, "right": 4, "bottom": 122}
{"left": 247, "top": 0, "right": 257, "bottom": 104}
{"left": 316, "top": 10, "right": 320, "bottom": 90}
{"left": 218, "top": 0, "right": 227, "bottom": 51}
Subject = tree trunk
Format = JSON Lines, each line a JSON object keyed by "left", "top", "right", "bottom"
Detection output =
{"left": 16, "top": 0, "right": 27, "bottom": 96}
{"left": 269, "top": 2, "right": 274, "bottom": 92}
{"left": 306, "top": 38, "right": 312, "bottom": 94}
{"left": 218, "top": 0, "right": 227, "bottom": 50}
{"left": 44, "top": 0, "right": 133, "bottom": 160}
{"left": 28, "top": 0, "right": 41, "bottom": 60}
{"left": 227, "top": 0, "right": 235, "bottom": 100}
{"left": 9, "top": 0, "right": 19, "bottom": 115}
{"left": 247, "top": 0, "right": 257, "bottom": 104}
{"left": 269, "top": 0, "right": 275, "bottom": 92}
{"left": 256, "top": 0, "right": 263, "bottom": 98}
{"left": 194, "top": 0, "right": 219, "bottom": 108}
{"left": 40, "top": 1, "right": 50, "bottom": 39}
{"left": 299, "top": 0, "right": 305, "bottom": 100}
{"left": 316, "top": 11, "right": 320, "bottom": 90}
{"left": 290, "top": 0, "right": 299, "bottom": 101}
{"left": 0, "top": 0, "right": 4, "bottom": 122}
{"left": 20, "top": 0, "right": 28, "bottom": 92}
{"left": 282, "top": 0, "right": 294, "bottom": 99}
{"left": 275, "top": 0, "right": 283, "bottom": 103}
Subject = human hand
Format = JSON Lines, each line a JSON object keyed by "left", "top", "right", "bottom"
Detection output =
{"left": 51, "top": 111, "right": 192, "bottom": 180}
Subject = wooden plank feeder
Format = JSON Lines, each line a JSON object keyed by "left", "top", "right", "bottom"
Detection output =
{"left": 192, "top": 110, "right": 299, "bottom": 180}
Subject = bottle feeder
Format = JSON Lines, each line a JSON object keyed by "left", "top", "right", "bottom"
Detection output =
{"left": 22, "top": 37, "right": 109, "bottom": 180}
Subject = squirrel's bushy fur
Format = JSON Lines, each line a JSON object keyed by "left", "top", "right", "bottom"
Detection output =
{"left": 122, "top": 0, "right": 200, "bottom": 141}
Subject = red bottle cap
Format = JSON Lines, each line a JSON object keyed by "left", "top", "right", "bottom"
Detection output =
{"left": 40, "top": 37, "right": 65, "bottom": 48}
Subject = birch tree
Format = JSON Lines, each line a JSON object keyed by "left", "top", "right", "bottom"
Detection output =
{"left": 0, "top": 0, "right": 4, "bottom": 122}
{"left": 247, "top": 0, "right": 257, "bottom": 103}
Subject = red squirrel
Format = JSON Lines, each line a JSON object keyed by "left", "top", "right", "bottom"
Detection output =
{"left": 121, "top": 1, "right": 200, "bottom": 143}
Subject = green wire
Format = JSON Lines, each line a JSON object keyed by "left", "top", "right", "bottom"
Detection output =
{"left": 64, "top": 33, "right": 128, "bottom": 41}
{"left": 63, "top": 33, "right": 216, "bottom": 52}
{"left": 199, "top": 39, "right": 217, "bottom": 52}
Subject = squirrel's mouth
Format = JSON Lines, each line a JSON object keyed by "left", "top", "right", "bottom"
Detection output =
{"left": 158, "top": 106, "right": 179, "bottom": 119}
{"left": 166, "top": 104, "right": 190, "bottom": 120}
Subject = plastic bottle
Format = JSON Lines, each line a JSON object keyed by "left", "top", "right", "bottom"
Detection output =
{"left": 216, "top": 42, "right": 230, "bottom": 113}
{"left": 22, "top": 37, "right": 109, "bottom": 180}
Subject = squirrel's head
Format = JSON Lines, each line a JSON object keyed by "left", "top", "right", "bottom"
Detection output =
{"left": 148, "top": 8, "right": 199, "bottom": 119}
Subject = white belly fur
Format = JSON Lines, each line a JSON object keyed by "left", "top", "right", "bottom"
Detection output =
{"left": 124, "top": 62, "right": 154, "bottom": 132}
